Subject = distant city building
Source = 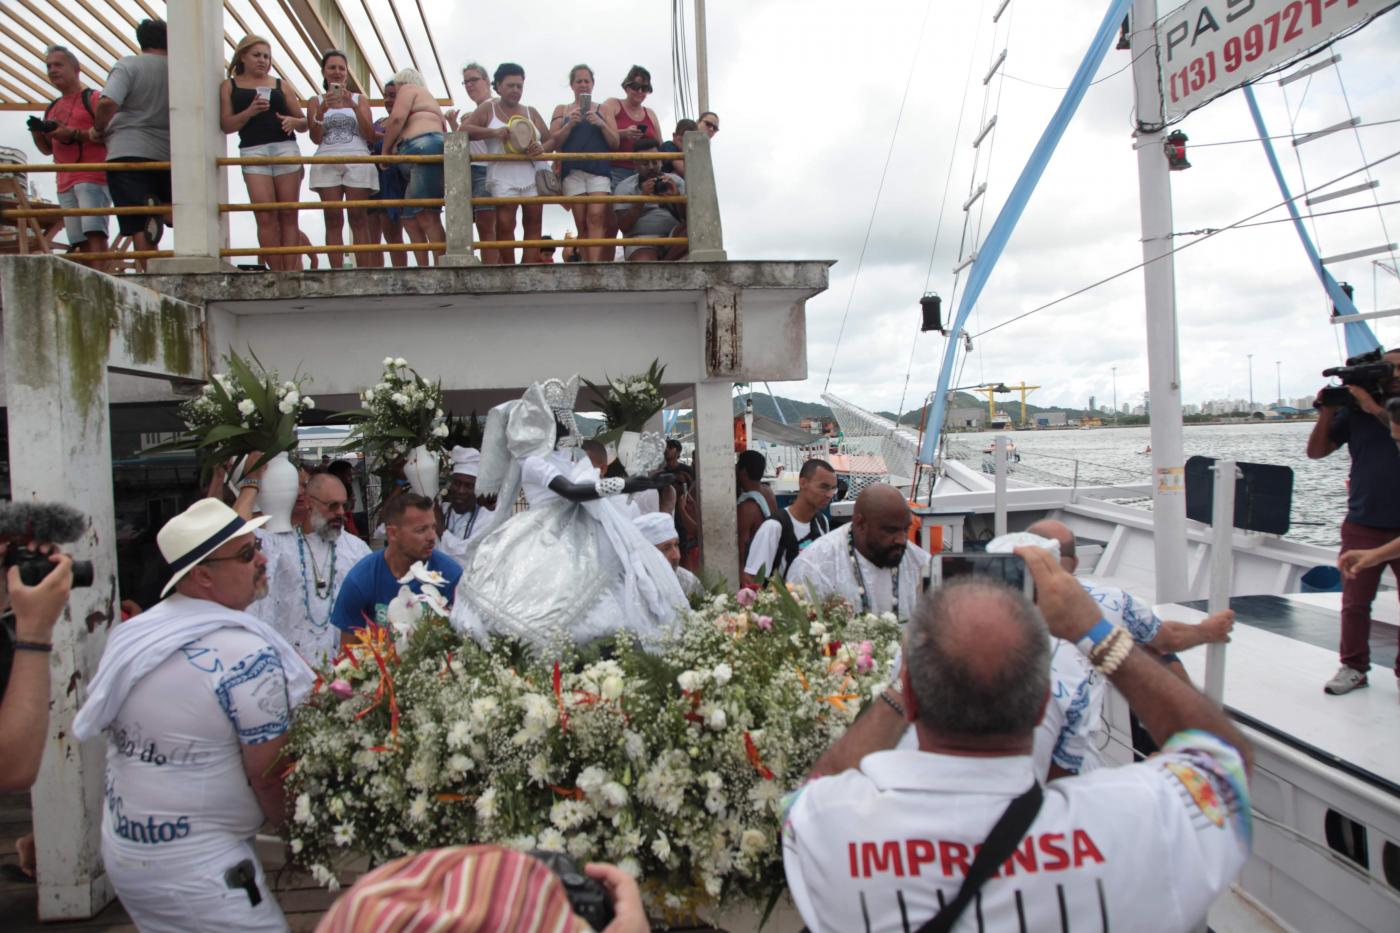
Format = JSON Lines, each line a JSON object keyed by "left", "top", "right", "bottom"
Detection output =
{"left": 1183, "top": 403, "right": 1199, "bottom": 415}
{"left": 1120, "top": 402, "right": 1130, "bottom": 414}
{"left": 1034, "top": 411, "right": 1067, "bottom": 427}
{"left": 946, "top": 406, "right": 986, "bottom": 429}
{"left": 1088, "top": 395, "right": 1096, "bottom": 413}
{"left": 1131, "top": 404, "right": 1146, "bottom": 416}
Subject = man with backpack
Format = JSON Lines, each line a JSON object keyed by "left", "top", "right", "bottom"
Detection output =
{"left": 31, "top": 46, "right": 111, "bottom": 268}
{"left": 741, "top": 458, "right": 838, "bottom": 584}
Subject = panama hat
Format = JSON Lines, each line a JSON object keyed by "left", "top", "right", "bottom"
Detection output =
{"left": 158, "top": 498, "right": 269, "bottom": 597}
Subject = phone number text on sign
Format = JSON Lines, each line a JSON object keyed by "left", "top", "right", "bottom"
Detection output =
{"left": 1154, "top": 0, "right": 1395, "bottom": 122}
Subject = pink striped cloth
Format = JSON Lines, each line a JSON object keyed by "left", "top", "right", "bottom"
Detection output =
{"left": 316, "top": 845, "right": 592, "bottom": 933}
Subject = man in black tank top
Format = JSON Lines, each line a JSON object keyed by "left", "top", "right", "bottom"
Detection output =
{"left": 741, "top": 459, "right": 838, "bottom": 585}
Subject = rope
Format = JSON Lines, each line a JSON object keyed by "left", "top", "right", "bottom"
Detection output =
{"left": 970, "top": 147, "right": 1400, "bottom": 340}
{"left": 821, "top": 0, "right": 936, "bottom": 393}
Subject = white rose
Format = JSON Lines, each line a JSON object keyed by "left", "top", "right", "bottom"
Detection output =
{"left": 475, "top": 787, "right": 498, "bottom": 822}
{"left": 432, "top": 424, "right": 449, "bottom": 437}
{"left": 600, "top": 674, "right": 624, "bottom": 700}
{"left": 283, "top": 390, "right": 300, "bottom": 406}
{"left": 237, "top": 399, "right": 256, "bottom": 417}
{"left": 395, "top": 357, "right": 408, "bottom": 367}
{"left": 302, "top": 397, "right": 315, "bottom": 409}
{"left": 383, "top": 356, "right": 395, "bottom": 366}
{"left": 705, "top": 706, "right": 727, "bottom": 731}
{"left": 711, "top": 662, "right": 733, "bottom": 686}
{"left": 278, "top": 399, "right": 296, "bottom": 414}
{"left": 391, "top": 393, "right": 409, "bottom": 407}
{"left": 677, "top": 670, "right": 702, "bottom": 693}
{"left": 293, "top": 793, "right": 313, "bottom": 824}
{"left": 740, "top": 828, "right": 768, "bottom": 856}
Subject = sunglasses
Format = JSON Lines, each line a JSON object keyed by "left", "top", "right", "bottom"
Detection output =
{"left": 463, "top": 76, "right": 485, "bottom": 85}
{"left": 701, "top": 120, "right": 719, "bottom": 132}
{"left": 204, "top": 538, "right": 263, "bottom": 565}
{"left": 625, "top": 82, "right": 653, "bottom": 93}
{"left": 309, "top": 494, "right": 350, "bottom": 513}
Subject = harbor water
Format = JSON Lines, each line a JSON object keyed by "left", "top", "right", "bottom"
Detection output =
{"left": 951, "top": 421, "right": 1350, "bottom": 549}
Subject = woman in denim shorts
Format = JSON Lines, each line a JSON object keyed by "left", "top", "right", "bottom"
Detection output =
{"left": 219, "top": 35, "right": 307, "bottom": 271}
{"left": 544, "top": 64, "right": 619, "bottom": 262}
{"left": 380, "top": 67, "right": 446, "bottom": 266}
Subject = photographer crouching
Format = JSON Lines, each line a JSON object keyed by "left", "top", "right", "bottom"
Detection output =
{"left": 1307, "top": 347, "right": 1400, "bottom": 695}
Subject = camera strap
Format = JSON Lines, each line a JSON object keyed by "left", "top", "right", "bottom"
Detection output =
{"left": 914, "top": 781, "right": 1043, "bottom": 933}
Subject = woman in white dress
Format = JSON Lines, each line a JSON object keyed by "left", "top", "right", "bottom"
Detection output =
{"left": 450, "top": 378, "right": 686, "bottom": 653}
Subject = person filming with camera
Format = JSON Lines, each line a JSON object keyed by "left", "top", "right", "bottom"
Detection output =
{"left": 0, "top": 543, "right": 75, "bottom": 792}
{"left": 612, "top": 136, "right": 687, "bottom": 262}
{"left": 1307, "top": 346, "right": 1400, "bottom": 696}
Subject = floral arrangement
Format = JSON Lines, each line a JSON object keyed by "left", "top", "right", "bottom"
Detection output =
{"left": 339, "top": 357, "right": 449, "bottom": 463}
{"left": 144, "top": 350, "right": 312, "bottom": 479}
{"left": 283, "top": 577, "right": 900, "bottom": 920}
{"left": 584, "top": 359, "right": 668, "bottom": 439}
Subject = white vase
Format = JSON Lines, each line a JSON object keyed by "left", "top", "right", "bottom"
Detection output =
{"left": 256, "top": 452, "right": 299, "bottom": 533}
{"left": 403, "top": 445, "right": 440, "bottom": 497}
{"left": 615, "top": 430, "right": 641, "bottom": 474}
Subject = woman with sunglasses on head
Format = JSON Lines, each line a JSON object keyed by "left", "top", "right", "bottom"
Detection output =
{"left": 544, "top": 64, "right": 619, "bottom": 262}
{"left": 599, "top": 66, "right": 661, "bottom": 254}
{"left": 219, "top": 36, "right": 307, "bottom": 271}
{"left": 306, "top": 50, "right": 378, "bottom": 269}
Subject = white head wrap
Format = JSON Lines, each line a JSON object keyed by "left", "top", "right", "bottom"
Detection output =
{"left": 633, "top": 511, "right": 679, "bottom": 547}
{"left": 986, "top": 531, "right": 1060, "bottom": 560}
{"left": 451, "top": 446, "right": 481, "bottom": 477}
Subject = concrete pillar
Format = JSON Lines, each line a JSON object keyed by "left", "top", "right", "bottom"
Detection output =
{"left": 693, "top": 379, "right": 738, "bottom": 586}
{"left": 4, "top": 260, "right": 118, "bottom": 919}
{"left": 440, "top": 131, "right": 479, "bottom": 267}
{"left": 682, "top": 131, "right": 726, "bottom": 262}
{"left": 1, "top": 256, "right": 206, "bottom": 919}
{"left": 152, "top": 0, "right": 228, "bottom": 272}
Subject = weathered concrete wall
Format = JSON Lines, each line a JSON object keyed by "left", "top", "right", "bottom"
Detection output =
{"left": 0, "top": 256, "right": 205, "bottom": 919}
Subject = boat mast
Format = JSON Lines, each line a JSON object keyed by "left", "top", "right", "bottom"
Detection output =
{"left": 1130, "top": 0, "right": 1190, "bottom": 602}
{"left": 695, "top": 0, "right": 710, "bottom": 114}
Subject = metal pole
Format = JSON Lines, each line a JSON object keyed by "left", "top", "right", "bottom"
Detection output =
{"left": 1112, "top": 365, "right": 1118, "bottom": 424}
{"left": 993, "top": 435, "right": 1008, "bottom": 537}
{"left": 1131, "top": 0, "right": 1190, "bottom": 603}
{"left": 1204, "top": 459, "right": 1239, "bottom": 703}
{"left": 1247, "top": 353, "right": 1254, "bottom": 407}
{"left": 1275, "top": 360, "right": 1282, "bottom": 405}
{"left": 694, "top": 0, "right": 710, "bottom": 115}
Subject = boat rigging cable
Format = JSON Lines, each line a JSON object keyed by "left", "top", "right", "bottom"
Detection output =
{"left": 969, "top": 146, "right": 1400, "bottom": 340}
{"left": 918, "top": 0, "right": 1135, "bottom": 466}
{"left": 670, "top": 0, "right": 695, "bottom": 120}
{"left": 821, "top": 0, "right": 937, "bottom": 393}
{"left": 1243, "top": 83, "right": 1382, "bottom": 359}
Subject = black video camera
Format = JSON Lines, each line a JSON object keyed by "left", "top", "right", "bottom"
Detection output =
{"left": 1317, "top": 349, "right": 1396, "bottom": 409}
{"left": 527, "top": 850, "right": 614, "bottom": 930}
{"left": 0, "top": 502, "right": 94, "bottom": 589}
{"left": 652, "top": 175, "right": 675, "bottom": 196}
{"left": 26, "top": 116, "right": 59, "bottom": 135}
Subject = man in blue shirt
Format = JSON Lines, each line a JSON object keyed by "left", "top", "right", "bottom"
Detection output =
{"left": 1307, "top": 348, "right": 1400, "bottom": 695}
{"left": 331, "top": 493, "right": 462, "bottom": 637}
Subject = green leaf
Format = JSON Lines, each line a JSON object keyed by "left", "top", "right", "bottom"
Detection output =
{"left": 197, "top": 424, "right": 254, "bottom": 446}
{"left": 226, "top": 351, "right": 270, "bottom": 414}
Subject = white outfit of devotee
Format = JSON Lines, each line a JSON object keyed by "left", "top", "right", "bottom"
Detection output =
{"left": 633, "top": 511, "right": 701, "bottom": 598}
{"left": 252, "top": 526, "right": 370, "bottom": 665}
{"left": 438, "top": 447, "right": 507, "bottom": 566}
{"left": 785, "top": 524, "right": 930, "bottom": 619}
{"left": 74, "top": 594, "right": 315, "bottom": 933}
{"left": 451, "top": 383, "right": 685, "bottom": 653}
{"left": 782, "top": 730, "right": 1251, "bottom": 933}
{"left": 892, "top": 637, "right": 1100, "bottom": 780}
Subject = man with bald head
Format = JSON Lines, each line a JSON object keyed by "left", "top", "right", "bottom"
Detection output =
{"left": 786, "top": 483, "right": 929, "bottom": 619}
{"left": 1026, "top": 518, "right": 1233, "bottom": 660}
{"left": 255, "top": 471, "right": 370, "bottom": 664}
{"left": 782, "top": 549, "right": 1253, "bottom": 932}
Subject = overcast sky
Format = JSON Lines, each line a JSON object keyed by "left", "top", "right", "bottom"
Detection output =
{"left": 6, "top": 1, "right": 1399, "bottom": 415}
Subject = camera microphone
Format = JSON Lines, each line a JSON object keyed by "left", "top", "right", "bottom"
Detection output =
{"left": 0, "top": 502, "right": 95, "bottom": 587}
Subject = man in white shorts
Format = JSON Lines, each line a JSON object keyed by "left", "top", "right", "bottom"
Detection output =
{"left": 32, "top": 46, "right": 111, "bottom": 266}
{"left": 74, "top": 499, "right": 315, "bottom": 932}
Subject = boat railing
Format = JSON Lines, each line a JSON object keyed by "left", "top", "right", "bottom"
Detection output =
{"left": 0, "top": 132, "right": 723, "bottom": 268}
{"left": 946, "top": 439, "right": 1153, "bottom": 501}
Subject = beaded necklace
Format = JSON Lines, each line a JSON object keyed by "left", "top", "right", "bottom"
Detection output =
{"left": 847, "top": 531, "right": 900, "bottom": 618}
{"left": 295, "top": 529, "right": 338, "bottom": 630}
{"left": 448, "top": 505, "right": 479, "bottom": 540}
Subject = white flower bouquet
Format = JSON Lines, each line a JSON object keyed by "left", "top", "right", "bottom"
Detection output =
{"left": 337, "top": 357, "right": 448, "bottom": 464}
{"left": 583, "top": 358, "right": 668, "bottom": 439}
{"left": 284, "top": 579, "right": 900, "bottom": 921}
{"left": 143, "top": 350, "right": 312, "bottom": 479}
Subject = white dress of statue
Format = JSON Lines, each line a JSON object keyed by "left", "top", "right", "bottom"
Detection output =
{"left": 450, "top": 376, "right": 686, "bottom": 653}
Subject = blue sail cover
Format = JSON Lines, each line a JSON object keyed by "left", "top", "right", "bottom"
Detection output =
{"left": 920, "top": 0, "right": 1135, "bottom": 464}
{"left": 1243, "top": 85, "right": 1381, "bottom": 360}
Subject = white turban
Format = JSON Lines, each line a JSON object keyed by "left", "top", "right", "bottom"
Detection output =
{"left": 633, "top": 511, "right": 679, "bottom": 547}
{"left": 450, "top": 446, "right": 481, "bottom": 477}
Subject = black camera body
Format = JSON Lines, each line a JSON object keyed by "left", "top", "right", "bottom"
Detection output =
{"left": 3, "top": 545, "right": 93, "bottom": 589}
{"left": 652, "top": 176, "right": 675, "bottom": 196}
{"left": 26, "top": 116, "right": 60, "bottom": 135}
{"left": 527, "top": 850, "right": 614, "bottom": 930}
{"left": 1318, "top": 349, "right": 1396, "bottom": 409}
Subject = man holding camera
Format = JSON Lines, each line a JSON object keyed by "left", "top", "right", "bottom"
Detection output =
{"left": 31, "top": 46, "right": 112, "bottom": 267}
{"left": 612, "top": 136, "right": 687, "bottom": 262}
{"left": 1307, "top": 347, "right": 1400, "bottom": 695}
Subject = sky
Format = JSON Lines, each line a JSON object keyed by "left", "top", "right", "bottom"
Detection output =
{"left": 5, "top": 0, "right": 1399, "bottom": 416}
